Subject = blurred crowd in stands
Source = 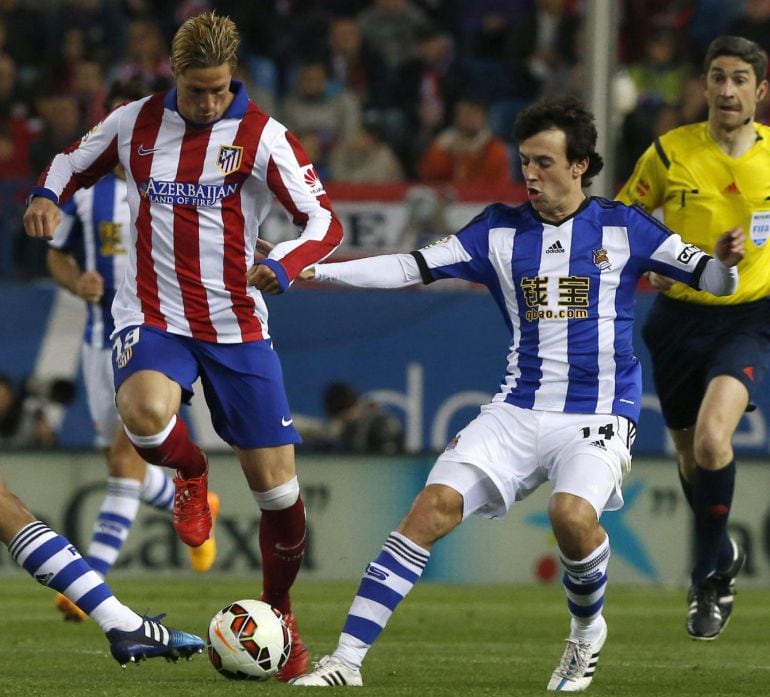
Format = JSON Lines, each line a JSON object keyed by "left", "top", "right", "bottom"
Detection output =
{"left": 1, "top": 0, "right": 770, "bottom": 281}
{"left": 295, "top": 381, "right": 406, "bottom": 455}
{"left": 0, "top": 372, "right": 74, "bottom": 448}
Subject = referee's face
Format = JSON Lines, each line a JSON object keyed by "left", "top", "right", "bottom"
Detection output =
{"left": 705, "top": 56, "right": 768, "bottom": 132}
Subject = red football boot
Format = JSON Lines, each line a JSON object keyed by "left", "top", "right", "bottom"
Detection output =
{"left": 172, "top": 472, "right": 211, "bottom": 547}
{"left": 275, "top": 611, "right": 310, "bottom": 682}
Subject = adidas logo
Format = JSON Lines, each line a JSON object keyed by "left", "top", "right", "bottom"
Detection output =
{"left": 545, "top": 240, "right": 565, "bottom": 254}
{"left": 723, "top": 181, "right": 741, "bottom": 195}
{"left": 143, "top": 619, "right": 170, "bottom": 645}
{"left": 35, "top": 572, "right": 54, "bottom": 586}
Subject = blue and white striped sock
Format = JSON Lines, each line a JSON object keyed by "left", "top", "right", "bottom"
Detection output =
{"left": 560, "top": 535, "right": 610, "bottom": 642}
{"left": 86, "top": 477, "right": 141, "bottom": 577}
{"left": 335, "top": 531, "right": 430, "bottom": 669}
{"left": 9, "top": 521, "right": 140, "bottom": 632}
{"left": 141, "top": 464, "right": 175, "bottom": 511}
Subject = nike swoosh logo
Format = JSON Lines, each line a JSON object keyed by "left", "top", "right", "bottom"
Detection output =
{"left": 281, "top": 417, "right": 293, "bottom": 427}
{"left": 275, "top": 536, "right": 305, "bottom": 552}
{"left": 137, "top": 145, "right": 161, "bottom": 156}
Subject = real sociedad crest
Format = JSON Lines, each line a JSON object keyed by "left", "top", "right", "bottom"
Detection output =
{"left": 749, "top": 210, "right": 770, "bottom": 247}
{"left": 593, "top": 247, "right": 612, "bottom": 271}
{"left": 216, "top": 144, "right": 243, "bottom": 175}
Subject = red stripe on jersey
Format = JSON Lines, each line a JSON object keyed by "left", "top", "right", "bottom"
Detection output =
{"left": 129, "top": 95, "right": 166, "bottom": 328}
{"left": 266, "top": 131, "right": 344, "bottom": 280}
{"left": 221, "top": 104, "right": 268, "bottom": 341}
{"left": 174, "top": 125, "right": 217, "bottom": 341}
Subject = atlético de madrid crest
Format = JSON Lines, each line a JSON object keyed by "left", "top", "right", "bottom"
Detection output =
{"left": 216, "top": 144, "right": 244, "bottom": 175}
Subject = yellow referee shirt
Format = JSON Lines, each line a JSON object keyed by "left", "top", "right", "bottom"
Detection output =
{"left": 617, "top": 121, "right": 770, "bottom": 305}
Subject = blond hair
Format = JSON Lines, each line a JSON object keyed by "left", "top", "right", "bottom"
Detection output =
{"left": 171, "top": 11, "right": 239, "bottom": 74}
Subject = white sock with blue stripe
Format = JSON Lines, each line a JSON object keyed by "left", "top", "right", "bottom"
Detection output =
{"left": 334, "top": 531, "right": 430, "bottom": 669}
{"left": 9, "top": 521, "right": 141, "bottom": 632}
{"left": 560, "top": 534, "right": 610, "bottom": 642}
{"left": 86, "top": 477, "right": 141, "bottom": 577}
{"left": 141, "top": 464, "right": 175, "bottom": 511}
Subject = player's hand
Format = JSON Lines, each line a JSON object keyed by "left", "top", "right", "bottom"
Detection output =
{"left": 715, "top": 226, "right": 745, "bottom": 267}
{"left": 647, "top": 271, "right": 676, "bottom": 291}
{"left": 75, "top": 270, "right": 104, "bottom": 303}
{"left": 247, "top": 263, "right": 315, "bottom": 293}
{"left": 247, "top": 263, "right": 281, "bottom": 294}
{"left": 23, "top": 196, "right": 61, "bottom": 240}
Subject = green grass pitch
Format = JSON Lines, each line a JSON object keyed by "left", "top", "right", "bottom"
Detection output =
{"left": 0, "top": 575, "right": 766, "bottom": 696}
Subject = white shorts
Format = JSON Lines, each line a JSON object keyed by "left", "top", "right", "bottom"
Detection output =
{"left": 426, "top": 402, "right": 634, "bottom": 520}
{"left": 81, "top": 343, "right": 120, "bottom": 449}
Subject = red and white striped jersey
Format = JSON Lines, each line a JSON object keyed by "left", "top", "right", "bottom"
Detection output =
{"left": 33, "top": 81, "right": 343, "bottom": 343}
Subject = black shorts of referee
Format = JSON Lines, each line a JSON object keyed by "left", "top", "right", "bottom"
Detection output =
{"left": 641, "top": 294, "right": 770, "bottom": 431}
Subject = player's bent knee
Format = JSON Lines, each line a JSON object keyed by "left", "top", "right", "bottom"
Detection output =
{"left": 118, "top": 398, "right": 176, "bottom": 435}
{"left": 549, "top": 493, "right": 602, "bottom": 553}
{"left": 693, "top": 430, "right": 733, "bottom": 469}
{"left": 116, "top": 373, "right": 180, "bottom": 434}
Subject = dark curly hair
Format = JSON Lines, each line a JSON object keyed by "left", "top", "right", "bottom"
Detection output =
{"left": 513, "top": 95, "right": 605, "bottom": 187}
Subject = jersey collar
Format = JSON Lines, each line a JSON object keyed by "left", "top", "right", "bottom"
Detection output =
{"left": 529, "top": 195, "right": 592, "bottom": 227}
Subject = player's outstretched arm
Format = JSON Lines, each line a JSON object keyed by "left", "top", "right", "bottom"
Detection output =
{"left": 649, "top": 227, "right": 744, "bottom": 294}
{"left": 696, "top": 226, "right": 744, "bottom": 297}
{"left": 312, "top": 254, "right": 423, "bottom": 288}
{"left": 250, "top": 238, "right": 423, "bottom": 289}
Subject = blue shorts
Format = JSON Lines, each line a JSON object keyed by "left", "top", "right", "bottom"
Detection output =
{"left": 112, "top": 325, "right": 301, "bottom": 449}
{"left": 641, "top": 295, "right": 770, "bottom": 430}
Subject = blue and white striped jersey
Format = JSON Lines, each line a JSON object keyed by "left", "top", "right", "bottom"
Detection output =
{"left": 413, "top": 198, "right": 715, "bottom": 424}
{"left": 49, "top": 173, "right": 130, "bottom": 348}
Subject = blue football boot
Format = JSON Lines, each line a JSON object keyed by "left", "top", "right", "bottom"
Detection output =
{"left": 107, "top": 614, "right": 205, "bottom": 667}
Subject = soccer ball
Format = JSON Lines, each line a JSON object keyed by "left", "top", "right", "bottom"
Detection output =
{"left": 207, "top": 599, "right": 291, "bottom": 681}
